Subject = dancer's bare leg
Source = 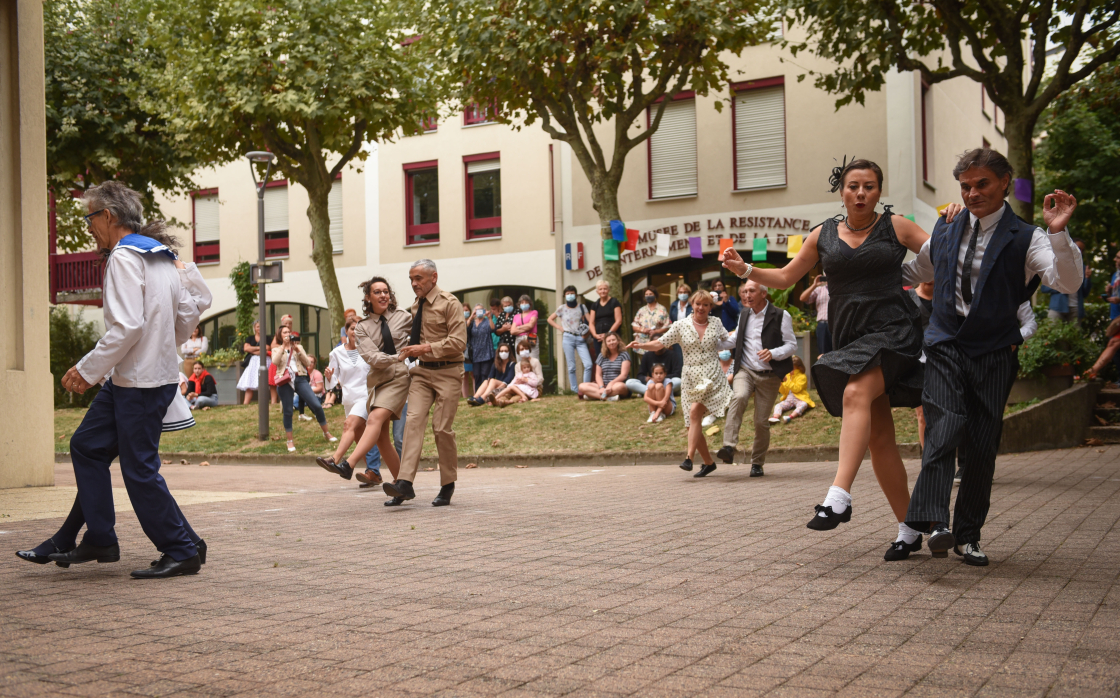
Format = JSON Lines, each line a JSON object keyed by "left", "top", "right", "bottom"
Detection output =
{"left": 833, "top": 366, "right": 886, "bottom": 491}
{"left": 332, "top": 416, "right": 365, "bottom": 463}
{"left": 347, "top": 408, "right": 394, "bottom": 465}
{"left": 687, "top": 403, "right": 713, "bottom": 463}
{"left": 915, "top": 405, "right": 926, "bottom": 450}
{"left": 376, "top": 422, "right": 400, "bottom": 480}
{"left": 867, "top": 393, "right": 911, "bottom": 522}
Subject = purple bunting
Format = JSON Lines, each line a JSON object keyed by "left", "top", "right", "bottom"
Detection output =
{"left": 688, "top": 236, "right": 703, "bottom": 259}
{"left": 1013, "top": 178, "right": 1033, "bottom": 203}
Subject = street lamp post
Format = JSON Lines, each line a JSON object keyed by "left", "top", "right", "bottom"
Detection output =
{"left": 247, "top": 151, "right": 275, "bottom": 442}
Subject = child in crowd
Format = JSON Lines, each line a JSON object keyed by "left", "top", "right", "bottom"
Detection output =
{"left": 643, "top": 364, "right": 674, "bottom": 423}
{"left": 494, "top": 357, "right": 541, "bottom": 407}
{"left": 770, "top": 355, "right": 815, "bottom": 424}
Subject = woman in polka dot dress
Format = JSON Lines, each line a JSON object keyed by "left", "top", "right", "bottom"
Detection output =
{"left": 627, "top": 291, "right": 732, "bottom": 477}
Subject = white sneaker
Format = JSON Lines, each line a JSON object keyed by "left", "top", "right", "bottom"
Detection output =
{"left": 647, "top": 414, "right": 656, "bottom": 423}
{"left": 701, "top": 414, "right": 716, "bottom": 427}
{"left": 782, "top": 415, "right": 791, "bottom": 424}
{"left": 656, "top": 414, "right": 665, "bottom": 423}
{"left": 607, "top": 395, "right": 620, "bottom": 402}
{"left": 298, "top": 414, "right": 313, "bottom": 421}
{"left": 768, "top": 417, "right": 779, "bottom": 424}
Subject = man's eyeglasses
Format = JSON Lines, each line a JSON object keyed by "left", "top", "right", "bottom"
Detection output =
{"left": 84, "top": 209, "right": 107, "bottom": 227}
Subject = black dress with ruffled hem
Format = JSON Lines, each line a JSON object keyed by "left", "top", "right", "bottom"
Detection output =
{"left": 810, "top": 211, "right": 924, "bottom": 417}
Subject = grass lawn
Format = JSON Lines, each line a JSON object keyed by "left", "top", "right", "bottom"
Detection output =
{"left": 54, "top": 390, "right": 920, "bottom": 459}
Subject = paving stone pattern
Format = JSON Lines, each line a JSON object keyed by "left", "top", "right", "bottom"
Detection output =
{"left": 3, "top": 446, "right": 1120, "bottom": 697}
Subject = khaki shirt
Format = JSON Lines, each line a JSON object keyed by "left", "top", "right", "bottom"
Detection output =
{"left": 354, "top": 308, "right": 413, "bottom": 389}
{"left": 410, "top": 284, "right": 468, "bottom": 362}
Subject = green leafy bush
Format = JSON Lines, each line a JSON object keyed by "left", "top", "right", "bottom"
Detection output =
{"left": 1017, "top": 318, "right": 1099, "bottom": 379}
{"left": 197, "top": 348, "right": 244, "bottom": 368}
{"left": 50, "top": 307, "right": 102, "bottom": 407}
{"left": 229, "top": 261, "right": 257, "bottom": 349}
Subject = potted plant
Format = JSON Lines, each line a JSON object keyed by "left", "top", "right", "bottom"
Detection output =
{"left": 1009, "top": 317, "right": 1098, "bottom": 403}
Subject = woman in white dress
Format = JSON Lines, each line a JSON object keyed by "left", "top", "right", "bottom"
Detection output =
{"left": 236, "top": 321, "right": 266, "bottom": 403}
{"left": 627, "top": 291, "right": 732, "bottom": 477}
{"left": 318, "top": 319, "right": 371, "bottom": 470}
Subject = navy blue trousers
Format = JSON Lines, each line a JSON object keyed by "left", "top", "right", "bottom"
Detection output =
{"left": 69, "top": 380, "right": 197, "bottom": 561}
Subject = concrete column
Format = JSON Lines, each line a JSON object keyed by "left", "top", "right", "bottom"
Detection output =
{"left": 0, "top": 0, "right": 53, "bottom": 488}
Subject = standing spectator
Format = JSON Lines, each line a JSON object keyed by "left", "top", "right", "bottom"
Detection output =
{"left": 471, "top": 342, "right": 515, "bottom": 406}
{"left": 487, "top": 298, "right": 502, "bottom": 351}
{"left": 588, "top": 280, "right": 623, "bottom": 359}
{"left": 493, "top": 296, "right": 516, "bottom": 349}
{"left": 642, "top": 364, "right": 674, "bottom": 423}
{"left": 548, "top": 285, "right": 593, "bottom": 391}
{"left": 339, "top": 308, "right": 358, "bottom": 344}
{"left": 669, "top": 283, "right": 693, "bottom": 322}
{"left": 296, "top": 356, "right": 326, "bottom": 421}
{"left": 1108, "top": 250, "right": 1120, "bottom": 322}
{"left": 800, "top": 274, "right": 832, "bottom": 354}
{"left": 710, "top": 280, "right": 741, "bottom": 331}
{"left": 461, "top": 302, "right": 474, "bottom": 396}
{"left": 272, "top": 326, "right": 335, "bottom": 452}
{"left": 1041, "top": 238, "right": 1091, "bottom": 324}
{"left": 186, "top": 361, "right": 219, "bottom": 410}
{"left": 266, "top": 314, "right": 294, "bottom": 405}
{"left": 179, "top": 326, "right": 208, "bottom": 376}
{"left": 492, "top": 356, "right": 542, "bottom": 407}
{"left": 236, "top": 321, "right": 264, "bottom": 405}
{"left": 625, "top": 342, "right": 682, "bottom": 403}
{"left": 577, "top": 332, "right": 631, "bottom": 401}
{"left": 631, "top": 288, "right": 669, "bottom": 354}
{"left": 770, "top": 355, "right": 814, "bottom": 424}
{"left": 511, "top": 295, "right": 540, "bottom": 358}
{"left": 466, "top": 303, "right": 495, "bottom": 402}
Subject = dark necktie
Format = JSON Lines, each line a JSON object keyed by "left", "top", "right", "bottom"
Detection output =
{"left": 410, "top": 299, "right": 424, "bottom": 347}
{"left": 380, "top": 315, "right": 397, "bottom": 355}
{"left": 961, "top": 219, "right": 981, "bottom": 306}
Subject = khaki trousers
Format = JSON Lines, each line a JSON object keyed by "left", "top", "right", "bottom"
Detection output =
{"left": 722, "top": 368, "right": 782, "bottom": 465}
{"left": 399, "top": 365, "right": 462, "bottom": 486}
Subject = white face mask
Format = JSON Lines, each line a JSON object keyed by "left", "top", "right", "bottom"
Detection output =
{"left": 520, "top": 303, "right": 532, "bottom": 312}
{"left": 503, "top": 305, "right": 514, "bottom": 313}
{"left": 464, "top": 310, "right": 470, "bottom": 318}
{"left": 678, "top": 293, "right": 688, "bottom": 301}
{"left": 475, "top": 308, "right": 485, "bottom": 317}
{"left": 518, "top": 350, "right": 530, "bottom": 358}
{"left": 565, "top": 294, "right": 576, "bottom": 302}
{"left": 498, "top": 351, "right": 509, "bottom": 360}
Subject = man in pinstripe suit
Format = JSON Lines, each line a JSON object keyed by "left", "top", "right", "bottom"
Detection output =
{"left": 899, "top": 149, "right": 1083, "bottom": 566}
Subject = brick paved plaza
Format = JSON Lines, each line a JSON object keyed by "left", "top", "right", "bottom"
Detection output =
{"left": 3, "top": 446, "right": 1119, "bottom": 698}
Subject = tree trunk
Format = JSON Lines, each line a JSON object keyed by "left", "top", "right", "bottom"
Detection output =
{"left": 590, "top": 178, "right": 623, "bottom": 303}
{"left": 305, "top": 184, "right": 345, "bottom": 357}
{"left": 1004, "top": 115, "right": 1037, "bottom": 225}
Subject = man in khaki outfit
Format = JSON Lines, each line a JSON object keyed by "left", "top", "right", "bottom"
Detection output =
{"left": 384, "top": 260, "right": 467, "bottom": 506}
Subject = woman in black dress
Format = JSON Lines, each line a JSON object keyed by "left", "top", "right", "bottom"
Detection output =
{"left": 721, "top": 159, "right": 961, "bottom": 560}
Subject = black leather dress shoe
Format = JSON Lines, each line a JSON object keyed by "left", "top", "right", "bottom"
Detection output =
{"left": 382, "top": 479, "right": 416, "bottom": 500}
{"left": 884, "top": 536, "right": 922, "bottom": 561}
{"left": 16, "top": 538, "right": 74, "bottom": 568}
{"left": 806, "top": 504, "right": 851, "bottom": 531}
{"left": 927, "top": 525, "right": 955, "bottom": 558}
{"left": 716, "top": 446, "right": 735, "bottom": 464}
{"left": 432, "top": 483, "right": 455, "bottom": 507}
{"left": 316, "top": 456, "right": 353, "bottom": 480}
{"left": 151, "top": 539, "right": 206, "bottom": 567}
{"left": 679, "top": 458, "right": 693, "bottom": 472}
{"left": 694, "top": 463, "right": 717, "bottom": 478}
{"left": 384, "top": 496, "right": 404, "bottom": 506}
{"left": 131, "top": 553, "right": 201, "bottom": 579}
{"left": 49, "top": 540, "right": 120, "bottom": 565}
{"left": 750, "top": 464, "right": 765, "bottom": 477}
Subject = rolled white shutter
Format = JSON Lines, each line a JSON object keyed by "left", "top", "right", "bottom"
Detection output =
{"left": 735, "top": 86, "right": 786, "bottom": 190}
{"left": 649, "top": 99, "right": 698, "bottom": 199}
{"left": 466, "top": 159, "right": 500, "bottom": 174}
{"left": 263, "top": 186, "right": 289, "bottom": 233}
{"left": 328, "top": 180, "right": 343, "bottom": 253}
{"left": 194, "top": 194, "right": 220, "bottom": 243}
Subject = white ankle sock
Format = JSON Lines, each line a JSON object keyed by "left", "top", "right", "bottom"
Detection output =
{"left": 820, "top": 486, "right": 851, "bottom": 515}
{"left": 896, "top": 522, "right": 921, "bottom": 544}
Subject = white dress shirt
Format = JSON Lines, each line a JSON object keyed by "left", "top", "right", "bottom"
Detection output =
{"left": 736, "top": 302, "right": 798, "bottom": 372}
{"left": 1017, "top": 302, "right": 1038, "bottom": 341}
{"left": 180, "top": 336, "right": 208, "bottom": 358}
{"left": 903, "top": 203, "right": 1084, "bottom": 315}
{"left": 325, "top": 343, "right": 370, "bottom": 400}
{"left": 77, "top": 245, "right": 213, "bottom": 388}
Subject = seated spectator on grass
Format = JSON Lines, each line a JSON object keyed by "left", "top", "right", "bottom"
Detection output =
{"left": 296, "top": 355, "right": 326, "bottom": 421}
{"left": 577, "top": 332, "right": 631, "bottom": 401}
{"left": 492, "top": 356, "right": 542, "bottom": 407}
{"left": 186, "top": 360, "right": 219, "bottom": 410}
{"left": 770, "top": 355, "right": 815, "bottom": 424}
{"left": 643, "top": 364, "right": 675, "bottom": 423}
{"left": 514, "top": 339, "right": 544, "bottom": 386}
{"left": 178, "top": 367, "right": 190, "bottom": 396}
{"left": 468, "top": 342, "right": 515, "bottom": 406}
{"left": 625, "top": 342, "right": 682, "bottom": 398}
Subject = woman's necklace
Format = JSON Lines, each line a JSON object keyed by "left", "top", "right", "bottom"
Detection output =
{"left": 843, "top": 212, "right": 879, "bottom": 233}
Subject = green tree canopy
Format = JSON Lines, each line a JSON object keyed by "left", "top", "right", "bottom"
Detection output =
{"left": 143, "top": 0, "right": 440, "bottom": 342}
{"left": 783, "top": 0, "right": 1120, "bottom": 223}
{"left": 422, "top": 0, "right": 774, "bottom": 299}
{"left": 45, "top": 0, "right": 203, "bottom": 252}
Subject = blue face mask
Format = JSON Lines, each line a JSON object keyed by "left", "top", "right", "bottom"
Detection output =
{"left": 678, "top": 293, "right": 688, "bottom": 302}
{"left": 565, "top": 294, "right": 576, "bottom": 302}
{"left": 475, "top": 308, "right": 485, "bottom": 317}
{"left": 718, "top": 350, "right": 732, "bottom": 361}
{"left": 520, "top": 303, "right": 531, "bottom": 312}
{"left": 503, "top": 305, "right": 514, "bottom": 314}
{"left": 464, "top": 310, "right": 470, "bottom": 318}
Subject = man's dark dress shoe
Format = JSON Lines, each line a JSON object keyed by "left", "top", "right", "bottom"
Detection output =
{"left": 750, "top": 464, "right": 765, "bottom": 477}
{"left": 927, "top": 525, "right": 955, "bottom": 558}
{"left": 131, "top": 553, "right": 201, "bottom": 579}
{"left": 679, "top": 458, "right": 693, "bottom": 472}
{"left": 356, "top": 469, "right": 382, "bottom": 485}
{"left": 384, "top": 496, "right": 404, "bottom": 506}
{"left": 316, "top": 456, "right": 353, "bottom": 480}
{"left": 49, "top": 541, "right": 120, "bottom": 565}
{"left": 151, "top": 539, "right": 206, "bottom": 567}
{"left": 432, "top": 483, "right": 455, "bottom": 507}
{"left": 382, "top": 479, "right": 416, "bottom": 500}
{"left": 716, "top": 446, "right": 735, "bottom": 464}
{"left": 884, "top": 536, "right": 922, "bottom": 561}
{"left": 16, "top": 538, "right": 74, "bottom": 567}
{"left": 694, "top": 463, "right": 717, "bottom": 478}
{"left": 806, "top": 504, "right": 851, "bottom": 531}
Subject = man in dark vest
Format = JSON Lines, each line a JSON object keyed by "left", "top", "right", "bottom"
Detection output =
{"left": 901, "top": 148, "right": 1082, "bottom": 566}
{"left": 715, "top": 280, "right": 798, "bottom": 477}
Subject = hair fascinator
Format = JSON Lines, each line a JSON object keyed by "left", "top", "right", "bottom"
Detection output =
{"left": 828, "top": 155, "right": 852, "bottom": 193}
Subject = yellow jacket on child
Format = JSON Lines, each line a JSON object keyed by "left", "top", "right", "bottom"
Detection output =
{"left": 778, "top": 370, "right": 815, "bottom": 407}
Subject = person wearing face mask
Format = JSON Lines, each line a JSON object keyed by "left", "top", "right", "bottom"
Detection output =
{"left": 669, "top": 284, "right": 693, "bottom": 322}
{"left": 718, "top": 347, "right": 735, "bottom": 384}
{"left": 548, "top": 285, "right": 594, "bottom": 392}
{"left": 461, "top": 302, "right": 474, "bottom": 396}
{"left": 471, "top": 343, "right": 515, "bottom": 406}
{"left": 493, "top": 296, "right": 517, "bottom": 349}
{"left": 511, "top": 294, "right": 540, "bottom": 358}
{"left": 465, "top": 303, "right": 495, "bottom": 403}
{"left": 631, "top": 289, "right": 669, "bottom": 355}
{"left": 588, "top": 280, "right": 623, "bottom": 360}
{"left": 513, "top": 339, "right": 543, "bottom": 386}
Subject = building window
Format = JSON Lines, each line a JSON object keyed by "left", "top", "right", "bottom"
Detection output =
{"left": 464, "top": 153, "right": 501, "bottom": 239}
{"left": 464, "top": 101, "right": 498, "bottom": 126}
{"left": 192, "top": 189, "right": 220, "bottom": 264}
{"left": 264, "top": 182, "right": 289, "bottom": 258}
{"left": 732, "top": 77, "right": 787, "bottom": 191}
{"left": 647, "top": 94, "right": 697, "bottom": 199}
{"left": 420, "top": 115, "right": 438, "bottom": 133}
{"left": 405, "top": 161, "right": 440, "bottom": 246}
{"left": 328, "top": 178, "right": 343, "bottom": 254}
{"left": 921, "top": 80, "right": 931, "bottom": 183}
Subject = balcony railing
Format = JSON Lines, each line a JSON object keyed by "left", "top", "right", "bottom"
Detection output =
{"left": 50, "top": 251, "right": 103, "bottom": 306}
